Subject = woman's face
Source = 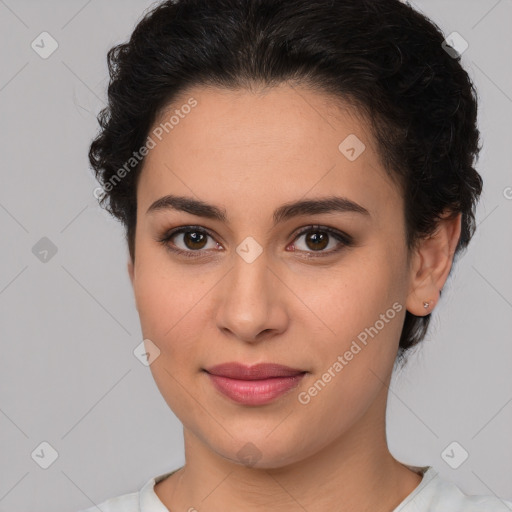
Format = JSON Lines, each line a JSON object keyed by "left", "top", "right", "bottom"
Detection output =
{"left": 128, "top": 83, "right": 416, "bottom": 468}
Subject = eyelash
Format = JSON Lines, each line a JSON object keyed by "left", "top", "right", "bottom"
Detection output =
{"left": 156, "top": 224, "right": 354, "bottom": 259}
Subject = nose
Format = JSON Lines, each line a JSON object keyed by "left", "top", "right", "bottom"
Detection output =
{"left": 214, "top": 251, "right": 289, "bottom": 344}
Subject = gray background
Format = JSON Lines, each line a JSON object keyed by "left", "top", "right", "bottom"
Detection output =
{"left": 0, "top": 0, "right": 511, "bottom": 510}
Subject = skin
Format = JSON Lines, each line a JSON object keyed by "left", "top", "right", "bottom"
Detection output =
{"left": 127, "top": 82, "right": 461, "bottom": 511}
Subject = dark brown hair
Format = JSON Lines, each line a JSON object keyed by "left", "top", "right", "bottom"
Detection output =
{"left": 89, "top": 0, "right": 482, "bottom": 363}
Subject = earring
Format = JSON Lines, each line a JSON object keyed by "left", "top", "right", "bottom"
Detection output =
{"left": 423, "top": 300, "right": 431, "bottom": 309}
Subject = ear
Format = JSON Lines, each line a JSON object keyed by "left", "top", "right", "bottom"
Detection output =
{"left": 406, "top": 211, "right": 462, "bottom": 316}
{"left": 127, "top": 258, "right": 134, "bottom": 285}
{"left": 127, "top": 258, "right": 138, "bottom": 311}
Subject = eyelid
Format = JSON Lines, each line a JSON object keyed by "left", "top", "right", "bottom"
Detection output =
{"left": 156, "top": 225, "right": 221, "bottom": 258}
{"left": 157, "top": 224, "right": 353, "bottom": 258}
{"left": 292, "top": 224, "right": 353, "bottom": 245}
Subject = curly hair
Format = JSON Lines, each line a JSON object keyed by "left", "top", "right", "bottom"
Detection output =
{"left": 89, "top": 0, "right": 482, "bottom": 363}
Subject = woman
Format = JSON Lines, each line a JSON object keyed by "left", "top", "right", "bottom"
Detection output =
{"left": 80, "top": 0, "right": 511, "bottom": 510}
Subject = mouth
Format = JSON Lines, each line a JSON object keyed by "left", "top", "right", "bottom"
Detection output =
{"left": 204, "top": 362, "right": 306, "bottom": 379}
{"left": 203, "top": 362, "right": 307, "bottom": 406}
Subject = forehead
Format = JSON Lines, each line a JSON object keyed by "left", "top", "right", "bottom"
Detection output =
{"left": 138, "top": 83, "right": 401, "bottom": 224}
{"left": 155, "top": 83, "right": 372, "bottom": 155}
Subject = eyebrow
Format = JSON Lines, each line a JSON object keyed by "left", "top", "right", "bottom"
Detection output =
{"left": 146, "top": 194, "right": 370, "bottom": 225}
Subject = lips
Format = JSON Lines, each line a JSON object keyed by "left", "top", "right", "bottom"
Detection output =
{"left": 203, "top": 362, "right": 307, "bottom": 405}
{"left": 204, "top": 362, "right": 305, "bottom": 379}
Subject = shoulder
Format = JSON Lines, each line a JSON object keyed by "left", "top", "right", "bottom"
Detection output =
{"left": 76, "top": 491, "right": 139, "bottom": 512}
{"left": 396, "top": 466, "right": 512, "bottom": 512}
{"left": 427, "top": 476, "right": 512, "bottom": 511}
{"left": 75, "top": 469, "right": 178, "bottom": 512}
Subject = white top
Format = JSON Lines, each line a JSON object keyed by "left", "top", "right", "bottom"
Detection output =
{"left": 77, "top": 464, "right": 512, "bottom": 511}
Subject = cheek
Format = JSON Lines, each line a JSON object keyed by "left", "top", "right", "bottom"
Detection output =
{"left": 134, "top": 274, "right": 197, "bottom": 379}
{"left": 134, "top": 266, "right": 207, "bottom": 421}
{"left": 293, "top": 252, "right": 407, "bottom": 417}
{"left": 134, "top": 244, "right": 200, "bottom": 333}
{"left": 298, "top": 252, "right": 405, "bottom": 342}
{"left": 293, "top": 264, "right": 405, "bottom": 440}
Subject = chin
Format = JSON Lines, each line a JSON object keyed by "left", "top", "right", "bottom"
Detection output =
{"left": 203, "top": 428, "right": 317, "bottom": 470}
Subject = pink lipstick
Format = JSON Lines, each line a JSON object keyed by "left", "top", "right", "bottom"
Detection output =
{"left": 204, "top": 362, "right": 306, "bottom": 406}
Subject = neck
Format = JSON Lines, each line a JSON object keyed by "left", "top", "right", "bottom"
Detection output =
{"left": 155, "top": 384, "right": 422, "bottom": 512}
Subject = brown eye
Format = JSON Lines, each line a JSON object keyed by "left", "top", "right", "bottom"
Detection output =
{"left": 303, "top": 231, "right": 329, "bottom": 251}
{"left": 158, "top": 226, "right": 221, "bottom": 258}
{"left": 291, "top": 226, "right": 353, "bottom": 256}
{"left": 181, "top": 231, "right": 208, "bottom": 250}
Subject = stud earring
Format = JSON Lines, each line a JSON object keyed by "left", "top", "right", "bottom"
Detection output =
{"left": 423, "top": 300, "right": 431, "bottom": 309}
